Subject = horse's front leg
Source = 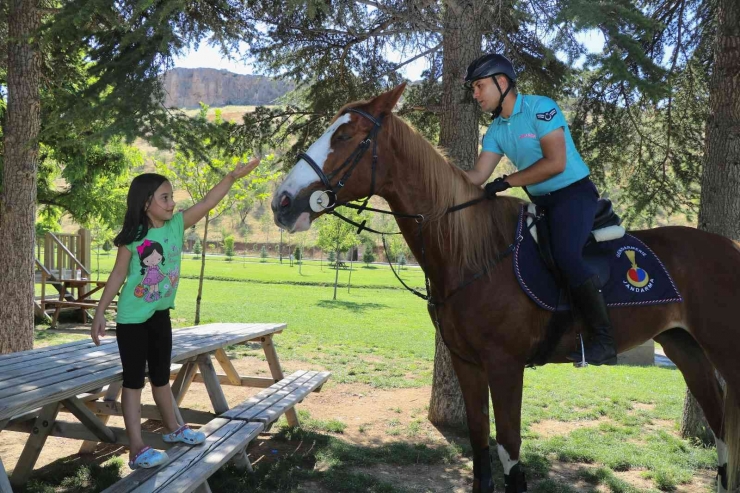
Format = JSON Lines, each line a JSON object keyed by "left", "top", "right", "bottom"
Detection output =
{"left": 449, "top": 351, "right": 494, "bottom": 493}
{"left": 485, "top": 350, "right": 528, "bottom": 493}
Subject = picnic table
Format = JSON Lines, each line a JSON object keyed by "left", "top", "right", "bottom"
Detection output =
{"left": 43, "top": 278, "right": 117, "bottom": 328}
{"left": 0, "top": 322, "right": 328, "bottom": 492}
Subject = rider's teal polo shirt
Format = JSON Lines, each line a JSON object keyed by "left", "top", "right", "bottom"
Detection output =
{"left": 482, "top": 94, "right": 590, "bottom": 196}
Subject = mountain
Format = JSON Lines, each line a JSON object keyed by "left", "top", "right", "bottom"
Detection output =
{"left": 162, "top": 68, "right": 294, "bottom": 108}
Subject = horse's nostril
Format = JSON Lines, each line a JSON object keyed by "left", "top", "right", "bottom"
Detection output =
{"left": 280, "top": 194, "right": 291, "bottom": 208}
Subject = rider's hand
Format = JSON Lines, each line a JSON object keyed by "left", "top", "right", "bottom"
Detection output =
{"left": 91, "top": 315, "right": 107, "bottom": 346}
{"left": 229, "top": 157, "right": 260, "bottom": 180}
{"left": 484, "top": 176, "right": 511, "bottom": 198}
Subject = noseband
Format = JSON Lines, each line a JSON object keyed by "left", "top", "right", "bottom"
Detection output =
{"left": 296, "top": 108, "right": 383, "bottom": 213}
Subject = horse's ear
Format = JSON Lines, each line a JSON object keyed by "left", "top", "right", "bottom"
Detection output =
{"left": 370, "top": 83, "right": 407, "bottom": 116}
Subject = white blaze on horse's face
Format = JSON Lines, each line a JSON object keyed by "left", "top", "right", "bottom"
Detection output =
{"left": 276, "top": 114, "right": 352, "bottom": 199}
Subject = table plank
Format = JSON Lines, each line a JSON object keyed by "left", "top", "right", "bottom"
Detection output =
{"left": 1, "top": 324, "right": 274, "bottom": 390}
{"left": 0, "top": 323, "right": 285, "bottom": 421}
{"left": 0, "top": 338, "right": 111, "bottom": 369}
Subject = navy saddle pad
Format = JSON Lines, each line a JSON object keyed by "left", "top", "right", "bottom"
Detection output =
{"left": 513, "top": 206, "right": 682, "bottom": 311}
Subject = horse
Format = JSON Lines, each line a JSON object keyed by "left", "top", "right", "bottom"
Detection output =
{"left": 270, "top": 83, "right": 740, "bottom": 493}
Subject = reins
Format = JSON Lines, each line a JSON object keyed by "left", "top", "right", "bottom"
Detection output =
{"left": 297, "top": 108, "right": 529, "bottom": 307}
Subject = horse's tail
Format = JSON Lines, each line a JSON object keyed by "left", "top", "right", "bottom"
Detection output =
{"left": 725, "top": 385, "right": 740, "bottom": 490}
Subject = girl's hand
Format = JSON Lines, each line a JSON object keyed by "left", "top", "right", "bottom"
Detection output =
{"left": 229, "top": 157, "right": 260, "bottom": 180}
{"left": 91, "top": 315, "right": 107, "bottom": 346}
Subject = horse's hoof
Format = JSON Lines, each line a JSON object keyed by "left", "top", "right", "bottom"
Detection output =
{"left": 504, "top": 463, "right": 527, "bottom": 493}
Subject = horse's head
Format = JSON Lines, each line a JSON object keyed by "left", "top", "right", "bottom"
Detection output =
{"left": 271, "top": 83, "right": 406, "bottom": 232}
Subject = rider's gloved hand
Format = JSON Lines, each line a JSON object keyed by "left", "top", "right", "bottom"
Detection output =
{"left": 484, "top": 176, "right": 511, "bottom": 198}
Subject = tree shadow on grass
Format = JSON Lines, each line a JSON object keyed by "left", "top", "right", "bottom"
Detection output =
{"left": 315, "top": 300, "right": 388, "bottom": 313}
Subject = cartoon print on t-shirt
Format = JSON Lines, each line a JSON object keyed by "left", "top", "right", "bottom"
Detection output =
{"left": 164, "top": 267, "right": 180, "bottom": 297}
{"left": 137, "top": 239, "right": 167, "bottom": 302}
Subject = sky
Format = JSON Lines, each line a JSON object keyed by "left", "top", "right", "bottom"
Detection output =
{"left": 172, "top": 31, "right": 606, "bottom": 80}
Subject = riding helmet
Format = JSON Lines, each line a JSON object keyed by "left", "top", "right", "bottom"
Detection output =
{"left": 464, "top": 54, "right": 516, "bottom": 89}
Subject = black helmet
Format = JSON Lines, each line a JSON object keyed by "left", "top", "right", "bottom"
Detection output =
{"left": 464, "top": 54, "right": 516, "bottom": 89}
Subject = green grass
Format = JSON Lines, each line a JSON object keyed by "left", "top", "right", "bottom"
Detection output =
{"left": 28, "top": 261, "right": 718, "bottom": 493}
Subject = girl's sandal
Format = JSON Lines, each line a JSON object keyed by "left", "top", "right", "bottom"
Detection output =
{"left": 162, "top": 424, "right": 206, "bottom": 445}
{"left": 128, "top": 446, "right": 169, "bottom": 469}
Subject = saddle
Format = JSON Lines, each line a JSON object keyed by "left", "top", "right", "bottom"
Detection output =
{"left": 525, "top": 198, "right": 625, "bottom": 287}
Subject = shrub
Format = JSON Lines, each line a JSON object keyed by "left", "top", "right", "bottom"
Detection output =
{"left": 224, "top": 235, "right": 235, "bottom": 260}
{"left": 398, "top": 253, "right": 407, "bottom": 270}
{"left": 362, "top": 248, "right": 375, "bottom": 266}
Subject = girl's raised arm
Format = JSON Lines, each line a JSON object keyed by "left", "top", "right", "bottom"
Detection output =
{"left": 183, "top": 157, "right": 260, "bottom": 229}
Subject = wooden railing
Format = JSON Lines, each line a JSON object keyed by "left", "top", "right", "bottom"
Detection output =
{"left": 34, "top": 229, "right": 91, "bottom": 319}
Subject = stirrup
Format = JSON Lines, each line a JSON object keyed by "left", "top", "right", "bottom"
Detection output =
{"left": 573, "top": 333, "right": 588, "bottom": 368}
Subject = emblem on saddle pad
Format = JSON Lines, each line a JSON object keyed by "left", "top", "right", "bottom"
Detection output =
{"left": 617, "top": 246, "right": 654, "bottom": 292}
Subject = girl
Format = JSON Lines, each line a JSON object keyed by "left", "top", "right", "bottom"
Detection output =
{"left": 91, "top": 157, "right": 260, "bottom": 469}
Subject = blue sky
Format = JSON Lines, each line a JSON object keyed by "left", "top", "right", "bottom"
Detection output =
{"left": 173, "top": 32, "right": 605, "bottom": 80}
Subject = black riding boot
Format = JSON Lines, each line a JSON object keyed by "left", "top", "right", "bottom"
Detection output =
{"left": 567, "top": 275, "right": 617, "bottom": 365}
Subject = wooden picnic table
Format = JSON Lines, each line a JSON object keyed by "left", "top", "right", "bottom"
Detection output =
{"left": 44, "top": 278, "right": 116, "bottom": 328}
{"left": 0, "top": 322, "right": 294, "bottom": 491}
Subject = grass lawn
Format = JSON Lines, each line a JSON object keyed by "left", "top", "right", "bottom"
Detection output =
{"left": 27, "top": 260, "right": 718, "bottom": 493}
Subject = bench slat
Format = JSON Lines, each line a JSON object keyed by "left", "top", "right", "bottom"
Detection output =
{"left": 227, "top": 371, "right": 316, "bottom": 421}
{"left": 223, "top": 371, "right": 331, "bottom": 426}
{"left": 102, "top": 418, "right": 233, "bottom": 493}
{"left": 104, "top": 420, "right": 264, "bottom": 493}
{"left": 150, "top": 421, "right": 263, "bottom": 493}
{"left": 252, "top": 372, "right": 331, "bottom": 425}
{"left": 220, "top": 371, "right": 308, "bottom": 420}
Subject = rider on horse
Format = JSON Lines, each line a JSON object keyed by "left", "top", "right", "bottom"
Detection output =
{"left": 464, "top": 53, "right": 617, "bottom": 366}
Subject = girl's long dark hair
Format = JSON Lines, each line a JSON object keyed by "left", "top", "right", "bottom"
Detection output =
{"left": 114, "top": 173, "right": 169, "bottom": 247}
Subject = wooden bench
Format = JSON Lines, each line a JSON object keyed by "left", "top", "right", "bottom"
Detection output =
{"left": 45, "top": 300, "right": 117, "bottom": 328}
{"left": 102, "top": 418, "right": 264, "bottom": 493}
{"left": 222, "top": 370, "right": 331, "bottom": 427}
{"left": 104, "top": 371, "right": 330, "bottom": 492}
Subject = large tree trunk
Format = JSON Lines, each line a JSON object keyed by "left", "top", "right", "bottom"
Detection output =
{"left": 683, "top": 0, "right": 740, "bottom": 444}
{"left": 428, "top": 0, "right": 482, "bottom": 428}
{"left": 0, "top": 0, "right": 41, "bottom": 354}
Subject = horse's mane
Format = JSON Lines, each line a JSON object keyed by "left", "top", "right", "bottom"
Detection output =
{"left": 383, "top": 112, "right": 523, "bottom": 273}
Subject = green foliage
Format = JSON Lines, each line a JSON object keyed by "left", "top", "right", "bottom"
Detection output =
{"left": 193, "top": 238, "right": 202, "bottom": 255}
{"left": 260, "top": 246, "right": 268, "bottom": 262}
{"left": 102, "top": 240, "right": 112, "bottom": 253}
{"left": 224, "top": 235, "right": 235, "bottom": 259}
{"left": 293, "top": 245, "right": 302, "bottom": 263}
{"left": 327, "top": 250, "right": 336, "bottom": 264}
{"left": 316, "top": 214, "right": 362, "bottom": 256}
{"left": 363, "top": 248, "right": 376, "bottom": 266}
{"left": 397, "top": 253, "right": 407, "bottom": 270}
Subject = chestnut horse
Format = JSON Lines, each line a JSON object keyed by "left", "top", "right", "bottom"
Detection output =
{"left": 271, "top": 84, "right": 740, "bottom": 493}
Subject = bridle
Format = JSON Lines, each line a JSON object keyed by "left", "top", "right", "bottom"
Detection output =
{"left": 297, "top": 107, "right": 382, "bottom": 215}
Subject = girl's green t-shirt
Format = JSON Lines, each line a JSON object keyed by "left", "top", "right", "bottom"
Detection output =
{"left": 116, "top": 213, "right": 184, "bottom": 324}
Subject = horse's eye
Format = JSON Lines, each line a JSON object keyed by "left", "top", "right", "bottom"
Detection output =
{"left": 336, "top": 134, "right": 352, "bottom": 142}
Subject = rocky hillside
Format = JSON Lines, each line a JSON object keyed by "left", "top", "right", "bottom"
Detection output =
{"left": 162, "top": 68, "right": 293, "bottom": 108}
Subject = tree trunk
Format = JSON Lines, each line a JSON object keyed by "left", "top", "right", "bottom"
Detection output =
{"left": 195, "top": 215, "right": 210, "bottom": 325}
{"left": 0, "top": 0, "right": 41, "bottom": 354}
{"left": 333, "top": 246, "right": 340, "bottom": 301}
{"left": 680, "top": 388, "right": 715, "bottom": 446}
{"left": 683, "top": 0, "right": 740, "bottom": 443}
{"left": 428, "top": 0, "right": 482, "bottom": 428}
